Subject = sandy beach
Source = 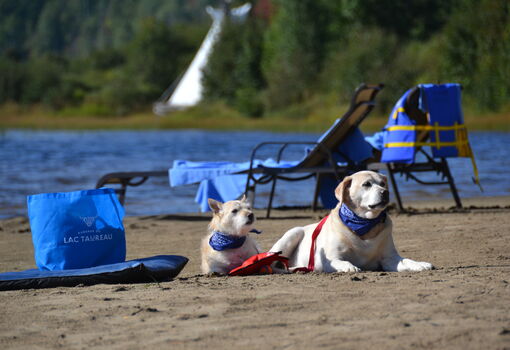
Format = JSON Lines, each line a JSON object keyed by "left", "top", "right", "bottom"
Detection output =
{"left": 0, "top": 196, "right": 509, "bottom": 350}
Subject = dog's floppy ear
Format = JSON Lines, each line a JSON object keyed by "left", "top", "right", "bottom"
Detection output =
{"left": 239, "top": 194, "right": 247, "bottom": 202}
{"left": 335, "top": 176, "right": 352, "bottom": 203}
{"left": 208, "top": 198, "right": 223, "bottom": 214}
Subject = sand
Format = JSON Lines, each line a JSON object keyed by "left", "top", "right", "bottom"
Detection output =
{"left": 0, "top": 196, "right": 509, "bottom": 350}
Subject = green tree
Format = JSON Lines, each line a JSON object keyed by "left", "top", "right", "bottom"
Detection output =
{"left": 232, "top": 18, "right": 266, "bottom": 117}
{"left": 352, "top": 0, "right": 454, "bottom": 41}
{"left": 262, "top": 0, "right": 329, "bottom": 110}
{"left": 202, "top": 17, "right": 244, "bottom": 104}
{"left": 443, "top": 0, "right": 510, "bottom": 110}
{"left": 0, "top": 0, "right": 215, "bottom": 58}
{"left": 126, "top": 18, "right": 188, "bottom": 93}
{"left": 0, "top": 0, "right": 44, "bottom": 55}
{"left": 0, "top": 56, "right": 26, "bottom": 103}
{"left": 87, "top": 18, "right": 199, "bottom": 115}
{"left": 203, "top": 14, "right": 266, "bottom": 117}
{"left": 21, "top": 55, "right": 64, "bottom": 105}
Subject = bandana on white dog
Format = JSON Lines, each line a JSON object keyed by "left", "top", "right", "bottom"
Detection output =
{"left": 339, "top": 203, "right": 386, "bottom": 236}
{"left": 209, "top": 232, "right": 246, "bottom": 251}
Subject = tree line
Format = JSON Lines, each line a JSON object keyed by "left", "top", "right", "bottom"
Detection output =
{"left": 1, "top": 0, "right": 509, "bottom": 118}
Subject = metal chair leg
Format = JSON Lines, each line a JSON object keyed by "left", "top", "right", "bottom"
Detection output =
{"left": 117, "top": 186, "right": 127, "bottom": 205}
{"left": 441, "top": 158, "right": 462, "bottom": 208}
{"left": 312, "top": 173, "right": 322, "bottom": 211}
{"left": 386, "top": 164, "right": 404, "bottom": 212}
{"left": 266, "top": 177, "right": 277, "bottom": 218}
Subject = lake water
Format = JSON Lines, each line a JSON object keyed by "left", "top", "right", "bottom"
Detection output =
{"left": 1, "top": 129, "right": 509, "bottom": 218}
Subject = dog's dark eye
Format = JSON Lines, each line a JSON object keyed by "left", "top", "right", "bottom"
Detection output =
{"left": 231, "top": 209, "right": 238, "bottom": 214}
{"left": 362, "top": 181, "right": 372, "bottom": 187}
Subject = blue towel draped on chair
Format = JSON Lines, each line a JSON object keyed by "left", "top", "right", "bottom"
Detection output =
{"left": 170, "top": 159, "right": 298, "bottom": 212}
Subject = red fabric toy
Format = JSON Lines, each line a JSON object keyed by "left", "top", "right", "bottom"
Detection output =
{"left": 228, "top": 252, "right": 289, "bottom": 276}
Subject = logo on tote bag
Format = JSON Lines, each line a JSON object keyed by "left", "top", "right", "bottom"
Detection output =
{"left": 80, "top": 216, "right": 98, "bottom": 227}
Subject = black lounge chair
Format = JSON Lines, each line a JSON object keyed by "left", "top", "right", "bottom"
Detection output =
{"left": 244, "top": 83, "right": 384, "bottom": 217}
{"left": 96, "top": 83, "right": 384, "bottom": 216}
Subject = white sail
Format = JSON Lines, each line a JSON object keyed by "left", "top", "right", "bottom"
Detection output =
{"left": 153, "top": 3, "right": 252, "bottom": 115}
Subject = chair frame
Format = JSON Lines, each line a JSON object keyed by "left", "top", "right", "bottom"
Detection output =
{"left": 95, "top": 171, "right": 168, "bottom": 206}
{"left": 368, "top": 86, "right": 463, "bottom": 212}
{"left": 244, "top": 83, "right": 384, "bottom": 217}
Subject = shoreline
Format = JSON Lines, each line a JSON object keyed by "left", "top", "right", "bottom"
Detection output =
{"left": 1, "top": 194, "right": 509, "bottom": 221}
{"left": 1, "top": 105, "right": 509, "bottom": 132}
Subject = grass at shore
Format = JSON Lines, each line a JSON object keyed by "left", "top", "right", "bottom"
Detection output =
{"left": 0, "top": 101, "right": 508, "bottom": 132}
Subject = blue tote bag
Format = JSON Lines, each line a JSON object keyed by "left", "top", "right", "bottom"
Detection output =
{"left": 27, "top": 188, "right": 126, "bottom": 271}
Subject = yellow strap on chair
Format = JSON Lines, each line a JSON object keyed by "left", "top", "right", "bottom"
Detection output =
{"left": 469, "top": 149, "right": 482, "bottom": 190}
{"left": 391, "top": 107, "right": 405, "bottom": 120}
{"left": 386, "top": 124, "right": 466, "bottom": 132}
{"left": 384, "top": 140, "right": 468, "bottom": 148}
{"left": 385, "top": 123, "right": 470, "bottom": 150}
{"left": 385, "top": 123, "right": 482, "bottom": 188}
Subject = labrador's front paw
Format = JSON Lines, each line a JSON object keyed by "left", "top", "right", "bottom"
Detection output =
{"left": 399, "top": 259, "right": 434, "bottom": 272}
{"left": 331, "top": 260, "right": 362, "bottom": 273}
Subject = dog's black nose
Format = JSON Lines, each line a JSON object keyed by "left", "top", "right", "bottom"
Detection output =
{"left": 247, "top": 213, "right": 254, "bottom": 222}
{"left": 381, "top": 189, "right": 389, "bottom": 203}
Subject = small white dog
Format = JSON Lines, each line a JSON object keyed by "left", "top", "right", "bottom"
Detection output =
{"left": 270, "top": 171, "right": 433, "bottom": 273}
{"left": 201, "top": 196, "right": 261, "bottom": 275}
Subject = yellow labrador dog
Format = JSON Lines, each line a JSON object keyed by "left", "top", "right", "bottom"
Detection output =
{"left": 201, "top": 196, "right": 261, "bottom": 275}
{"left": 270, "top": 171, "right": 433, "bottom": 273}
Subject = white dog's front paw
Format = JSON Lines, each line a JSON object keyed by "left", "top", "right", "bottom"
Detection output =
{"left": 398, "top": 259, "right": 434, "bottom": 272}
{"left": 331, "top": 260, "right": 362, "bottom": 273}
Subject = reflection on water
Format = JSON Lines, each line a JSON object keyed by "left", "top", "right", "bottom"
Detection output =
{"left": 0, "top": 130, "right": 508, "bottom": 218}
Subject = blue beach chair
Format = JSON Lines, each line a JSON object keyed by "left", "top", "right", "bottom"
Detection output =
{"left": 367, "top": 83, "right": 480, "bottom": 211}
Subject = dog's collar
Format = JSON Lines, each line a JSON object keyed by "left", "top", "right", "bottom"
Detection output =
{"left": 339, "top": 203, "right": 386, "bottom": 237}
{"left": 209, "top": 232, "right": 246, "bottom": 251}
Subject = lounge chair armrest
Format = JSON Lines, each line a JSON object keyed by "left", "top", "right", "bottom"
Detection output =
{"left": 247, "top": 141, "right": 337, "bottom": 175}
{"left": 95, "top": 170, "right": 168, "bottom": 205}
{"left": 248, "top": 141, "right": 320, "bottom": 164}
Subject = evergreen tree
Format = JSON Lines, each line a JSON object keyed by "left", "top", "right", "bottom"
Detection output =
{"left": 353, "top": 0, "right": 453, "bottom": 41}
{"left": 202, "top": 17, "right": 245, "bottom": 104}
{"left": 202, "top": 14, "right": 266, "bottom": 117}
{"left": 443, "top": 0, "right": 510, "bottom": 110}
{"left": 262, "top": 0, "right": 329, "bottom": 110}
{"left": 233, "top": 18, "right": 266, "bottom": 117}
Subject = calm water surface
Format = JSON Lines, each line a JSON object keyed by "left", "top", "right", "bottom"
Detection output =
{"left": 1, "top": 129, "right": 509, "bottom": 218}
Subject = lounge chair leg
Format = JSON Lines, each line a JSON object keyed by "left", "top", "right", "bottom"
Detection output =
{"left": 386, "top": 164, "right": 404, "bottom": 212}
{"left": 115, "top": 180, "right": 128, "bottom": 205}
{"left": 118, "top": 189, "right": 126, "bottom": 205}
{"left": 441, "top": 158, "right": 462, "bottom": 209}
{"left": 266, "top": 177, "right": 277, "bottom": 218}
{"left": 312, "top": 173, "right": 321, "bottom": 211}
